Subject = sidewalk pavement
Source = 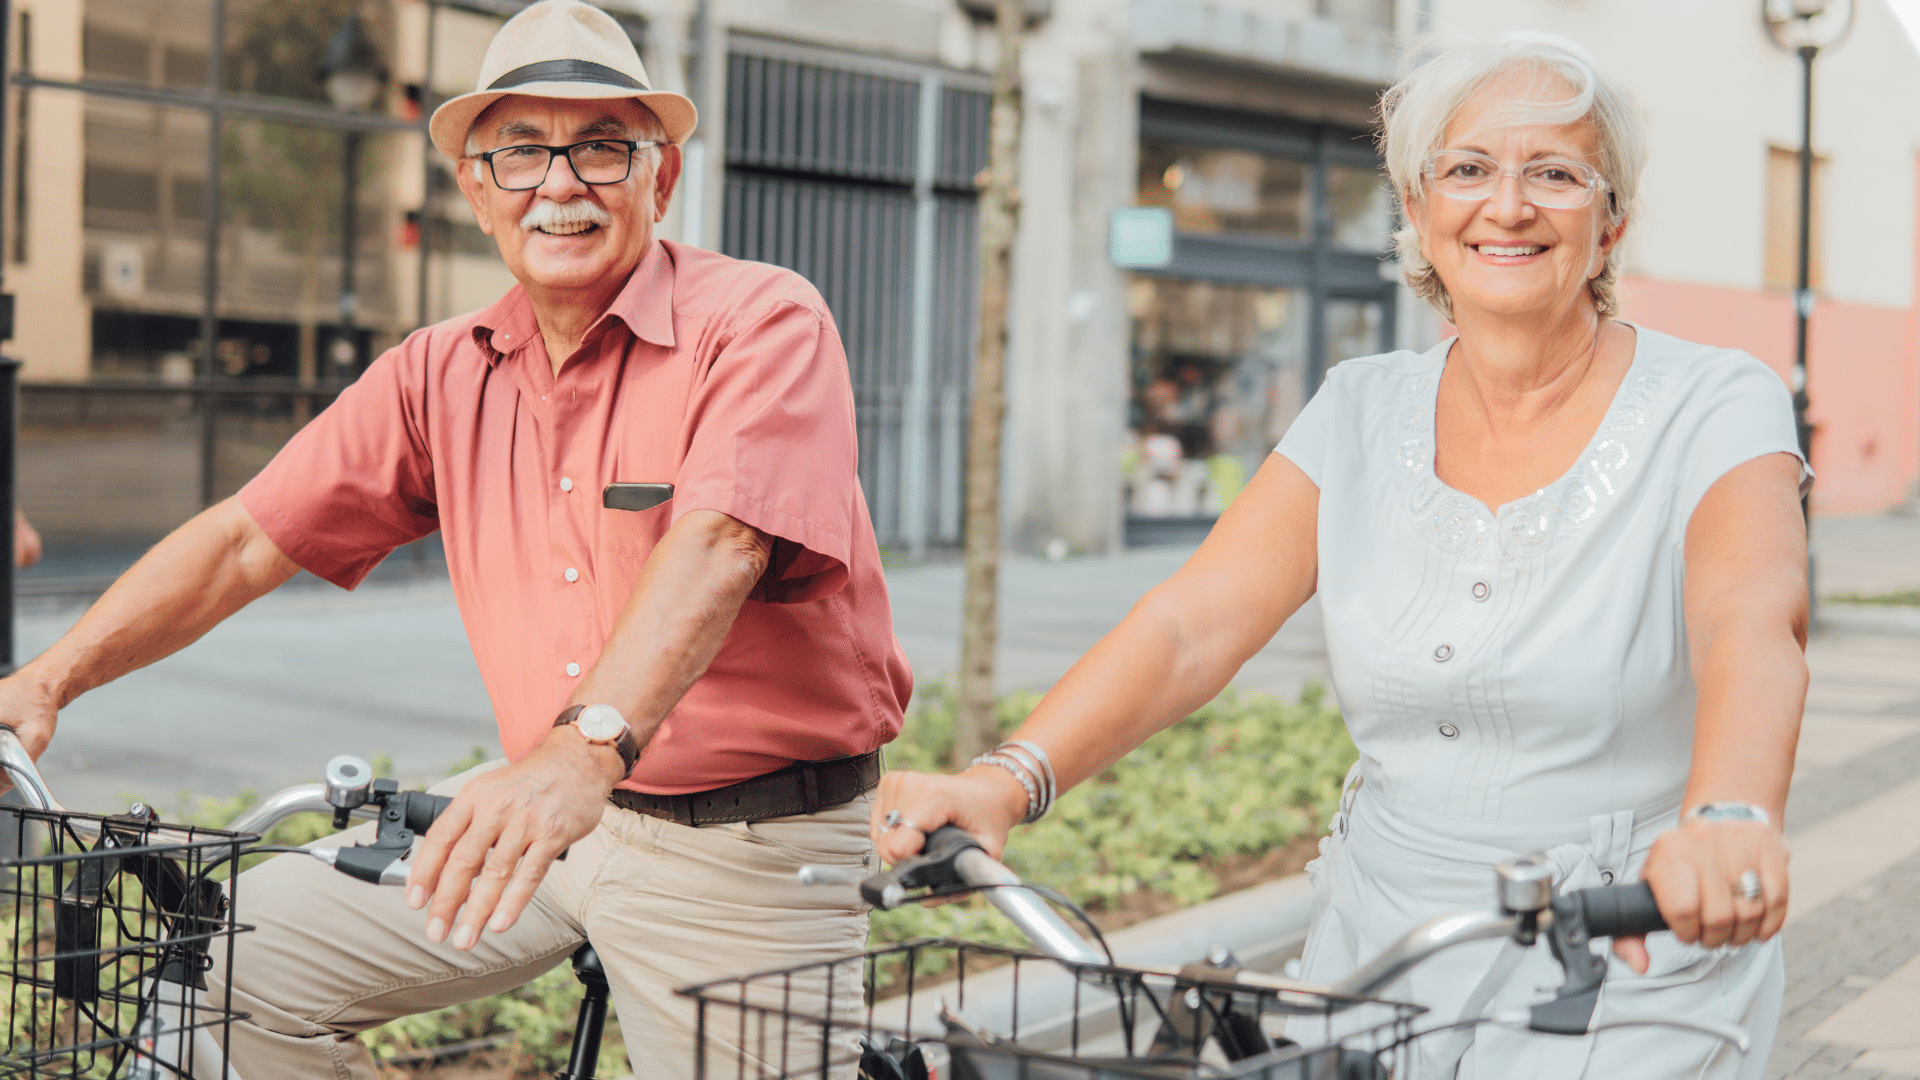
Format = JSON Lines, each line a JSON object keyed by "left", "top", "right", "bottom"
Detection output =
{"left": 14, "top": 513, "right": 1920, "bottom": 1073}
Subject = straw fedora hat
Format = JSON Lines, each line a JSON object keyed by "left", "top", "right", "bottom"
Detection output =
{"left": 428, "top": 0, "right": 696, "bottom": 161}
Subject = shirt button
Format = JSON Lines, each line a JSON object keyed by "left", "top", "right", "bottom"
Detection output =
{"left": 565, "top": 662, "right": 581, "bottom": 677}
{"left": 1438, "top": 723, "right": 1459, "bottom": 739}
{"left": 1601, "top": 869, "right": 1616, "bottom": 885}
{"left": 1433, "top": 643, "right": 1453, "bottom": 662}
{"left": 560, "top": 477, "right": 574, "bottom": 492}
{"left": 1471, "top": 580, "right": 1490, "bottom": 601}
{"left": 564, "top": 567, "right": 579, "bottom": 582}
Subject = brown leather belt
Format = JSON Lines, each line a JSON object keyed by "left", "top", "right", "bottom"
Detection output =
{"left": 608, "top": 750, "right": 882, "bottom": 826}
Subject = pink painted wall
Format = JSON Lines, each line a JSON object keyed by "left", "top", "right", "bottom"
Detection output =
{"left": 1618, "top": 275, "right": 1919, "bottom": 515}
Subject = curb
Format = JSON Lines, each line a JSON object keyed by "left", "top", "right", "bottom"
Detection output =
{"left": 1817, "top": 604, "right": 1920, "bottom": 638}
{"left": 871, "top": 870, "right": 1315, "bottom": 1042}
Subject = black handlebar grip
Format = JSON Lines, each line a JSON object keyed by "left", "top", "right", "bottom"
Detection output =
{"left": 399, "top": 791, "right": 455, "bottom": 834}
{"left": 920, "top": 825, "right": 983, "bottom": 860}
{"left": 1572, "top": 881, "right": 1667, "bottom": 937}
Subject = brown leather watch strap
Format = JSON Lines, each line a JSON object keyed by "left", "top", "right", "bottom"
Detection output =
{"left": 554, "top": 704, "right": 640, "bottom": 777}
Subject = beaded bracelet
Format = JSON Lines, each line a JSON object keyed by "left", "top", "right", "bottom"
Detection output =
{"left": 973, "top": 752, "right": 1041, "bottom": 822}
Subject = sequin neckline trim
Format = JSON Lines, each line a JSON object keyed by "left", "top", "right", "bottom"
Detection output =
{"left": 1393, "top": 349, "right": 1669, "bottom": 564}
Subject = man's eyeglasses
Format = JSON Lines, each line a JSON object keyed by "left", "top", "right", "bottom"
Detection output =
{"left": 474, "top": 139, "right": 661, "bottom": 192}
{"left": 1421, "top": 150, "right": 1609, "bottom": 211}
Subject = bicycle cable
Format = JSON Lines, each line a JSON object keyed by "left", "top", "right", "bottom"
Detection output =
{"left": 190, "top": 845, "right": 311, "bottom": 888}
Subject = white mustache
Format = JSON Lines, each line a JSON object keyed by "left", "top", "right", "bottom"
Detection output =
{"left": 519, "top": 198, "right": 611, "bottom": 233}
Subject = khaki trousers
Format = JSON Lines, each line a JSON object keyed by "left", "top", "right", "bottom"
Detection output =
{"left": 205, "top": 761, "right": 875, "bottom": 1080}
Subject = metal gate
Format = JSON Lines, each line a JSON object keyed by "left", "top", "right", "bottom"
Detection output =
{"left": 721, "top": 43, "right": 988, "bottom": 555}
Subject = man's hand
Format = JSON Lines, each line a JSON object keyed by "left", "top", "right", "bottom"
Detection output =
{"left": 406, "top": 727, "right": 625, "bottom": 949}
{"left": 0, "top": 674, "right": 61, "bottom": 794}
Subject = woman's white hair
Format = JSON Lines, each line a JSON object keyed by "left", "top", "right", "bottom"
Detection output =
{"left": 1380, "top": 31, "right": 1648, "bottom": 319}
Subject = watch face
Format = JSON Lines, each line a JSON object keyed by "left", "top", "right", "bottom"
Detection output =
{"left": 576, "top": 704, "right": 628, "bottom": 742}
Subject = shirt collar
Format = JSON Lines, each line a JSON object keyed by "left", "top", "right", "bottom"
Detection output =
{"left": 471, "top": 286, "right": 539, "bottom": 364}
{"left": 599, "top": 240, "right": 676, "bottom": 349}
{"left": 469, "top": 240, "right": 677, "bottom": 364}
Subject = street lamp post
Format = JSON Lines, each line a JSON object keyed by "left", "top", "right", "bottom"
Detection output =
{"left": 1762, "top": 0, "right": 1854, "bottom": 616}
{"left": 320, "top": 13, "right": 385, "bottom": 379}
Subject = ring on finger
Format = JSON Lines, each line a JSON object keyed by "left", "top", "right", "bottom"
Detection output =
{"left": 1735, "top": 870, "right": 1762, "bottom": 902}
{"left": 881, "top": 810, "right": 918, "bottom": 834}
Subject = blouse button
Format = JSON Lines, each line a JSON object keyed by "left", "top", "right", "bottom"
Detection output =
{"left": 1438, "top": 723, "right": 1459, "bottom": 739}
{"left": 1601, "top": 869, "right": 1616, "bottom": 885}
{"left": 560, "top": 477, "right": 575, "bottom": 492}
{"left": 1433, "top": 643, "right": 1453, "bottom": 662}
{"left": 564, "top": 567, "right": 579, "bottom": 582}
{"left": 565, "top": 662, "right": 581, "bottom": 677}
{"left": 1471, "top": 580, "right": 1490, "bottom": 601}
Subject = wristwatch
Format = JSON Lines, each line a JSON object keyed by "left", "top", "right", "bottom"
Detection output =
{"left": 555, "top": 704, "right": 640, "bottom": 777}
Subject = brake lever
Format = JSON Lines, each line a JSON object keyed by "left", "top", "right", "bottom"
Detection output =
{"left": 858, "top": 827, "right": 984, "bottom": 909}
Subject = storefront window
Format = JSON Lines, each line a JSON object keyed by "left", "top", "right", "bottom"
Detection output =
{"left": 1124, "top": 278, "right": 1308, "bottom": 519}
{"left": 1326, "top": 161, "right": 1392, "bottom": 251}
{"left": 1136, "top": 136, "right": 1309, "bottom": 241}
{"left": 1325, "top": 298, "right": 1386, "bottom": 369}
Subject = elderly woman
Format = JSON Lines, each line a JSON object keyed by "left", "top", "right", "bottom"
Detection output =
{"left": 876, "top": 31, "right": 1804, "bottom": 1079}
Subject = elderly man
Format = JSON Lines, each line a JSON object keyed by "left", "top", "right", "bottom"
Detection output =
{"left": 0, "top": 1, "right": 909, "bottom": 1074}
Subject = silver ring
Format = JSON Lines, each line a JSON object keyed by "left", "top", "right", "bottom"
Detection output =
{"left": 1736, "top": 870, "right": 1762, "bottom": 902}
{"left": 881, "top": 810, "right": 917, "bottom": 834}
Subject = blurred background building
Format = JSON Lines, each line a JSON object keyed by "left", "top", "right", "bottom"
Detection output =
{"left": 0, "top": 0, "right": 1915, "bottom": 586}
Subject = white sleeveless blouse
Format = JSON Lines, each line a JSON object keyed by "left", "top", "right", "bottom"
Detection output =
{"left": 1276, "top": 325, "right": 1806, "bottom": 1078}
{"left": 1278, "top": 324, "right": 1808, "bottom": 824}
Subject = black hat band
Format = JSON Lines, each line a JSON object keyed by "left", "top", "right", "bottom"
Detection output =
{"left": 487, "top": 59, "right": 648, "bottom": 92}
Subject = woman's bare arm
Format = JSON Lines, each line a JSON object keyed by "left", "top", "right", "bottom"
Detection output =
{"left": 876, "top": 451, "right": 1320, "bottom": 861}
{"left": 1626, "top": 451, "right": 1806, "bottom": 966}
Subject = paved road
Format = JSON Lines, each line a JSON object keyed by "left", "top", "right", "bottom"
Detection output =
{"left": 12, "top": 513, "right": 1920, "bottom": 1072}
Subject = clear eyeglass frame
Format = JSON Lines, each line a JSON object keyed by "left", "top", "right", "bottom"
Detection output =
{"left": 475, "top": 139, "right": 662, "bottom": 192}
{"left": 1420, "top": 150, "right": 1610, "bottom": 211}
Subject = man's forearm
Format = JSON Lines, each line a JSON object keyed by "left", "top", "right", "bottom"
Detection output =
{"left": 571, "top": 509, "right": 771, "bottom": 754}
{"left": 20, "top": 498, "right": 299, "bottom": 706}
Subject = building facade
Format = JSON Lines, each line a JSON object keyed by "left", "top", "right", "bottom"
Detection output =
{"left": 3, "top": 0, "right": 1917, "bottom": 568}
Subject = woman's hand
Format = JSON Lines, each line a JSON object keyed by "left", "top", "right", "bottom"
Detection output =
{"left": 1614, "top": 818, "right": 1789, "bottom": 973}
{"left": 872, "top": 765, "right": 1030, "bottom": 866}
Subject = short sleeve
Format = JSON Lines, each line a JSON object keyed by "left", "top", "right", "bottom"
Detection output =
{"left": 1674, "top": 351, "right": 1811, "bottom": 523}
{"left": 1274, "top": 370, "right": 1342, "bottom": 487}
{"left": 237, "top": 340, "right": 438, "bottom": 589}
{"left": 671, "top": 299, "right": 858, "bottom": 604}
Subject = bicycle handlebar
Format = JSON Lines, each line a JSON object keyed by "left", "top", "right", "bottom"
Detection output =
{"left": 1570, "top": 881, "right": 1667, "bottom": 938}
{"left": 0, "top": 725, "right": 59, "bottom": 814}
{"left": 808, "top": 825, "right": 1108, "bottom": 967}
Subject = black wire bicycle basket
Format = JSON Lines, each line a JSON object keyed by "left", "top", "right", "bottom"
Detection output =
{"left": 679, "top": 938, "right": 1424, "bottom": 1080}
{"left": 0, "top": 806, "right": 254, "bottom": 1079}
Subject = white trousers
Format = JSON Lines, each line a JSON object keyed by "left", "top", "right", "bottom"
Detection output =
{"left": 1293, "top": 767, "right": 1783, "bottom": 1079}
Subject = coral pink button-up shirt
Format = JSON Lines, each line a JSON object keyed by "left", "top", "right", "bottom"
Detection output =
{"left": 239, "top": 240, "right": 911, "bottom": 794}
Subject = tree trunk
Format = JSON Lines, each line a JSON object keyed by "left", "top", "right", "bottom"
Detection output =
{"left": 952, "top": 0, "right": 1024, "bottom": 769}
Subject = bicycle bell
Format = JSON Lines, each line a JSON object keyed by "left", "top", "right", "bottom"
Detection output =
{"left": 324, "top": 755, "right": 375, "bottom": 811}
{"left": 1494, "top": 855, "right": 1555, "bottom": 914}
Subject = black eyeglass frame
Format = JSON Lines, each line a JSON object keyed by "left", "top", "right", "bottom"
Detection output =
{"left": 473, "top": 138, "right": 663, "bottom": 191}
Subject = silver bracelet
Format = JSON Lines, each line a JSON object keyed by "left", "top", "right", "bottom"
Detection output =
{"left": 973, "top": 752, "right": 1042, "bottom": 822}
{"left": 999, "top": 740, "right": 1058, "bottom": 810}
{"left": 1682, "top": 801, "right": 1772, "bottom": 828}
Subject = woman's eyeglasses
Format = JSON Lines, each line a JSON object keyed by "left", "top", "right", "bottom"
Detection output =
{"left": 1421, "top": 150, "right": 1608, "bottom": 210}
